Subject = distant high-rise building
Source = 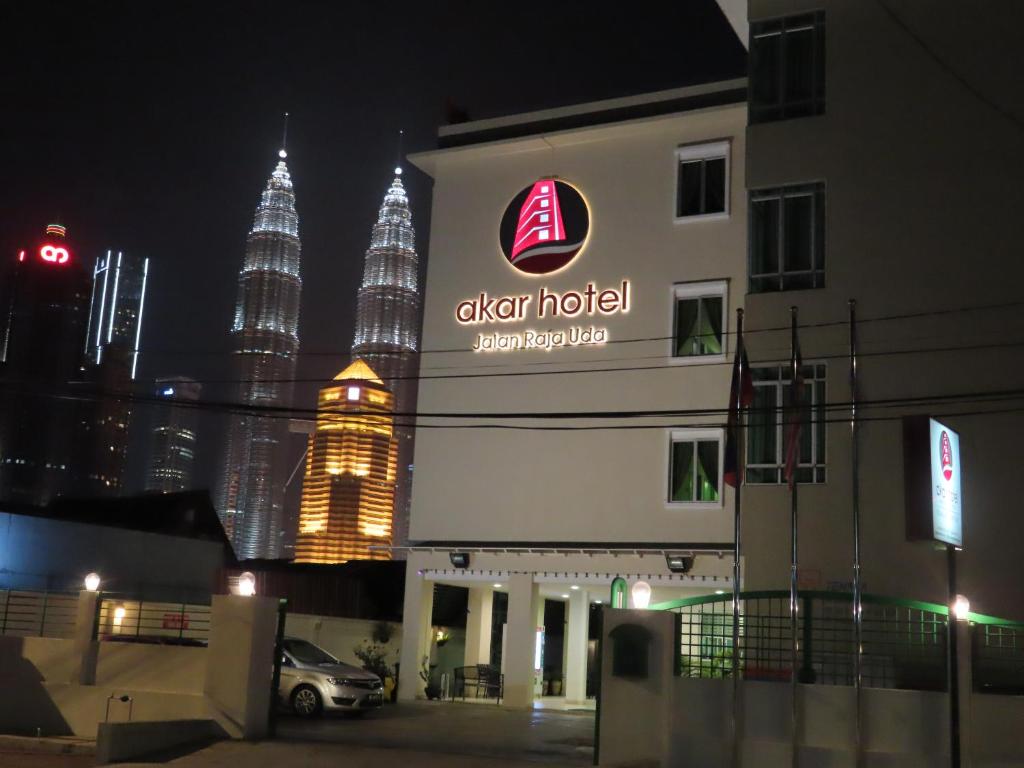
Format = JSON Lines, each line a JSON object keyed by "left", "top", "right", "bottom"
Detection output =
{"left": 85, "top": 250, "right": 149, "bottom": 380}
{"left": 145, "top": 377, "right": 201, "bottom": 494}
{"left": 74, "top": 250, "right": 150, "bottom": 497}
{"left": 0, "top": 224, "right": 92, "bottom": 505}
{"left": 351, "top": 166, "right": 421, "bottom": 553}
{"left": 217, "top": 144, "right": 302, "bottom": 560}
{"left": 294, "top": 360, "right": 397, "bottom": 564}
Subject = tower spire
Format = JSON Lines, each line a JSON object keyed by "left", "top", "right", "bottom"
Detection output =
{"left": 279, "top": 112, "right": 290, "bottom": 159}
{"left": 394, "top": 128, "right": 404, "bottom": 176}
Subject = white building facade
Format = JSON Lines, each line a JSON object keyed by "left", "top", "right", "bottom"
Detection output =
{"left": 400, "top": 81, "right": 749, "bottom": 707}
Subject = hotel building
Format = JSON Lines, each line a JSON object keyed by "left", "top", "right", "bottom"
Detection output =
{"left": 399, "top": 81, "right": 749, "bottom": 707}
{"left": 293, "top": 360, "right": 398, "bottom": 564}
{"left": 399, "top": 2, "right": 1024, "bottom": 715}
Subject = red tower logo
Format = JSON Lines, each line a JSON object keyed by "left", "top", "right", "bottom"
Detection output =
{"left": 940, "top": 430, "right": 953, "bottom": 481}
{"left": 499, "top": 179, "right": 589, "bottom": 275}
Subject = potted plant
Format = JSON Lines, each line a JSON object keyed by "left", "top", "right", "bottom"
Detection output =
{"left": 420, "top": 655, "right": 441, "bottom": 700}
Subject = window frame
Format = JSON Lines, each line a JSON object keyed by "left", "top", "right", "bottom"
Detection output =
{"left": 749, "top": 11, "right": 826, "bottom": 124}
{"left": 674, "top": 140, "right": 731, "bottom": 223}
{"left": 748, "top": 182, "right": 826, "bottom": 294}
{"left": 745, "top": 362, "right": 827, "bottom": 486}
{"left": 666, "top": 428, "right": 725, "bottom": 509}
{"left": 669, "top": 279, "right": 729, "bottom": 366}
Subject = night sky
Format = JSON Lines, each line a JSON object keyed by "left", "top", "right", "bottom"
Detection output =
{"left": 1, "top": 1, "right": 745, "bottom": 492}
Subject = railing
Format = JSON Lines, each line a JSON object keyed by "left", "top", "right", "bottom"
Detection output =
{"left": 0, "top": 589, "right": 79, "bottom": 639}
{"left": 658, "top": 590, "right": 950, "bottom": 691}
{"left": 972, "top": 619, "right": 1024, "bottom": 694}
{"left": 97, "top": 597, "right": 212, "bottom": 645}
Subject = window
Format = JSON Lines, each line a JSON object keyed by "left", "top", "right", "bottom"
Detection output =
{"left": 746, "top": 363, "right": 826, "bottom": 484}
{"left": 669, "top": 430, "right": 723, "bottom": 505}
{"left": 750, "top": 12, "right": 825, "bottom": 123}
{"left": 749, "top": 183, "right": 825, "bottom": 293}
{"left": 675, "top": 141, "right": 729, "bottom": 220}
{"left": 671, "top": 280, "right": 727, "bottom": 361}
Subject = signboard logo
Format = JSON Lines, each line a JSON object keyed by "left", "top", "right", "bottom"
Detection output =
{"left": 499, "top": 179, "right": 589, "bottom": 275}
{"left": 39, "top": 245, "right": 70, "bottom": 264}
{"left": 940, "top": 431, "right": 953, "bottom": 481}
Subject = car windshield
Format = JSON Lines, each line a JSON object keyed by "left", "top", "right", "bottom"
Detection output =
{"left": 283, "top": 639, "right": 338, "bottom": 665}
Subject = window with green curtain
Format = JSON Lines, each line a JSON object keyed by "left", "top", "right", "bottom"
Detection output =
{"left": 670, "top": 436, "right": 721, "bottom": 503}
{"left": 674, "top": 295, "right": 723, "bottom": 357}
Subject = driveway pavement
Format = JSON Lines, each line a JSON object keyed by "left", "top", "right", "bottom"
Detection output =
{"left": 277, "top": 700, "right": 595, "bottom": 764}
{"left": 0, "top": 700, "right": 596, "bottom": 768}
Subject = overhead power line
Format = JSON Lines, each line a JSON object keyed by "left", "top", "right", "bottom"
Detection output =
{"left": 140, "top": 296, "right": 1024, "bottom": 359}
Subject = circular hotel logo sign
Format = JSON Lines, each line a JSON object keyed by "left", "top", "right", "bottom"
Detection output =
{"left": 499, "top": 179, "right": 589, "bottom": 275}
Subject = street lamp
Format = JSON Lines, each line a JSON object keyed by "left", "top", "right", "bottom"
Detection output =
{"left": 631, "top": 580, "right": 652, "bottom": 610}
{"left": 83, "top": 572, "right": 101, "bottom": 592}
{"left": 952, "top": 594, "right": 970, "bottom": 621}
{"left": 238, "top": 571, "right": 257, "bottom": 597}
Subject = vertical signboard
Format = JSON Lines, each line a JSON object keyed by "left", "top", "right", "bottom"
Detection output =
{"left": 904, "top": 416, "right": 963, "bottom": 548}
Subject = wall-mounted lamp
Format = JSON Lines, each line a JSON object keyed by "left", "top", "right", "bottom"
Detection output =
{"left": 238, "top": 571, "right": 257, "bottom": 597}
{"left": 631, "top": 580, "right": 652, "bottom": 610}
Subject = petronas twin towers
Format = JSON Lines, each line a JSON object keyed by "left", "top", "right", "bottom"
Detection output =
{"left": 218, "top": 141, "right": 420, "bottom": 560}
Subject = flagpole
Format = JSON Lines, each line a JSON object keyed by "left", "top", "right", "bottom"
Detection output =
{"left": 789, "top": 305, "right": 800, "bottom": 768}
{"left": 731, "top": 308, "right": 745, "bottom": 768}
{"left": 850, "top": 299, "right": 864, "bottom": 768}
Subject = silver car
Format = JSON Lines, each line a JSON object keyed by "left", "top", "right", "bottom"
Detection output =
{"left": 279, "top": 637, "right": 384, "bottom": 717}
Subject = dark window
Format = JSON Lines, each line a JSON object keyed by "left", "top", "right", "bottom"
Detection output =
{"left": 746, "top": 363, "right": 826, "bottom": 485}
{"left": 750, "top": 12, "right": 825, "bottom": 123}
{"left": 749, "top": 183, "right": 825, "bottom": 293}
{"left": 670, "top": 435, "right": 721, "bottom": 503}
{"left": 673, "top": 294, "right": 724, "bottom": 357}
{"left": 676, "top": 155, "right": 727, "bottom": 218}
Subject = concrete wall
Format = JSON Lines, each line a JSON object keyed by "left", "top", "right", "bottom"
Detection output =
{"left": 0, "top": 512, "right": 223, "bottom": 601}
{"left": 598, "top": 608, "right": 677, "bottom": 768}
{"left": 409, "top": 96, "right": 748, "bottom": 546}
{"left": 742, "top": 0, "right": 1024, "bottom": 619}
{"left": 598, "top": 609, "right": 1024, "bottom": 767}
{"left": 95, "top": 643, "right": 207, "bottom": 695}
{"left": 284, "top": 613, "right": 403, "bottom": 668}
{"left": 0, "top": 593, "right": 278, "bottom": 741}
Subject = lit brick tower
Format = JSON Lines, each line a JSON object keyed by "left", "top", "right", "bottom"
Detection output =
{"left": 351, "top": 166, "right": 421, "bottom": 553}
{"left": 217, "top": 136, "right": 302, "bottom": 559}
{"left": 294, "top": 360, "right": 397, "bottom": 563}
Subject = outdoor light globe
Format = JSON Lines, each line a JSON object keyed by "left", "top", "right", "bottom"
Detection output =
{"left": 238, "top": 571, "right": 257, "bottom": 597}
{"left": 631, "top": 580, "right": 652, "bottom": 610}
{"left": 953, "top": 594, "right": 970, "bottom": 621}
{"left": 83, "top": 572, "right": 101, "bottom": 592}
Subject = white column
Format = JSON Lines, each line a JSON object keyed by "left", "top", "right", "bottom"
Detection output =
{"left": 564, "top": 589, "right": 589, "bottom": 704}
{"left": 464, "top": 586, "right": 494, "bottom": 667}
{"left": 503, "top": 571, "right": 540, "bottom": 707}
{"left": 398, "top": 566, "right": 434, "bottom": 701}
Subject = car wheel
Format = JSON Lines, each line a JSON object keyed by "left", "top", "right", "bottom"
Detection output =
{"left": 291, "top": 685, "right": 322, "bottom": 718}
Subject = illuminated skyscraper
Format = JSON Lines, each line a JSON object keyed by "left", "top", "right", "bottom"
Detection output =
{"left": 294, "top": 360, "right": 397, "bottom": 564}
{"left": 77, "top": 250, "right": 150, "bottom": 496}
{"left": 351, "top": 167, "right": 421, "bottom": 552}
{"left": 217, "top": 144, "right": 302, "bottom": 559}
{"left": 0, "top": 224, "right": 91, "bottom": 505}
{"left": 145, "top": 377, "right": 201, "bottom": 493}
{"left": 85, "top": 251, "right": 149, "bottom": 380}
